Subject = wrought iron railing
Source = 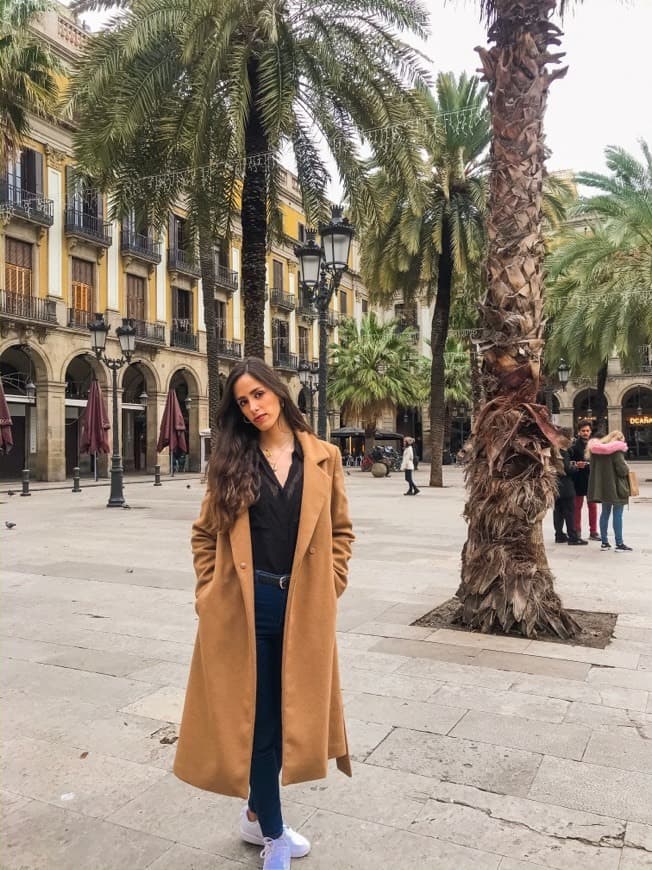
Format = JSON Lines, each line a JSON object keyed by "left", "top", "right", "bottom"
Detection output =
{"left": 168, "top": 247, "right": 201, "bottom": 277}
{"left": 0, "top": 180, "right": 54, "bottom": 226}
{"left": 273, "top": 349, "right": 299, "bottom": 371}
{"left": 215, "top": 263, "right": 238, "bottom": 293}
{"left": 67, "top": 307, "right": 92, "bottom": 329}
{"left": 217, "top": 337, "right": 243, "bottom": 359}
{"left": 132, "top": 318, "right": 165, "bottom": 344}
{"left": 171, "top": 327, "right": 199, "bottom": 351}
{"left": 64, "top": 207, "right": 112, "bottom": 246}
{"left": 297, "top": 303, "right": 317, "bottom": 320}
{"left": 0, "top": 288, "right": 56, "bottom": 323}
{"left": 270, "top": 288, "right": 296, "bottom": 311}
{"left": 120, "top": 229, "right": 161, "bottom": 263}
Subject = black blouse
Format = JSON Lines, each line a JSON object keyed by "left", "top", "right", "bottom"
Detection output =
{"left": 249, "top": 440, "right": 304, "bottom": 575}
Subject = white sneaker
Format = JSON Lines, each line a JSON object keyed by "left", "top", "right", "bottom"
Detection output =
{"left": 260, "top": 836, "right": 291, "bottom": 870}
{"left": 240, "top": 806, "right": 311, "bottom": 858}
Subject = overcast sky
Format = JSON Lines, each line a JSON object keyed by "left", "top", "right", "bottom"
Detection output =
{"left": 72, "top": 0, "right": 651, "bottom": 193}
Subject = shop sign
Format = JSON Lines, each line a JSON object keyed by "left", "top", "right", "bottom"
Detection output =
{"left": 628, "top": 415, "right": 652, "bottom": 426}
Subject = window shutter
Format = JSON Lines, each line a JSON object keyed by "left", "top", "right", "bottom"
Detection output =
{"left": 96, "top": 191, "right": 104, "bottom": 224}
{"left": 33, "top": 151, "right": 43, "bottom": 196}
{"left": 168, "top": 212, "right": 176, "bottom": 250}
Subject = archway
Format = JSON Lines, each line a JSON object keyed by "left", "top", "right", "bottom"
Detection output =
{"left": 622, "top": 386, "right": 652, "bottom": 459}
{"left": 169, "top": 367, "right": 201, "bottom": 471}
{"left": 64, "top": 354, "right": 103, "bottom": 477}
{"left": 0, "top": 345, "right": 37, "bottom": 479}
{"left": 122, "top": 363, "right": 150, "bottom": 472}
{"left": 573, "top": 388, "right": 600, "bottom": 433}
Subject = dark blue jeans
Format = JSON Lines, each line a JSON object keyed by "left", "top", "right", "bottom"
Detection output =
{"left": 600, "top": 503, "right": 624, "bottom": 546}
{"left": 248, "top": 581, "right": 288, "bottom": 839}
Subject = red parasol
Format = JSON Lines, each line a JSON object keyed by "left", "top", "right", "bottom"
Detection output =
{"left": 79, "top": 379, "right": 111, "bottom": 456}
{"left": 157, "top": 389, "right": 188, "bottom": 455}
{"left": 0, "top": 379, "right": 14, "bottom": 454}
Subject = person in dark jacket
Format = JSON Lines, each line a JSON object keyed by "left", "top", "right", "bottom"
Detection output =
{"left": 568, "top": 419, "right": 600, "bottom": 540}
{"left": 587, "top": 430, "right": 632, "bottom": 551}
{"left": 553, "top": 430, "right": 588, "bottom": 545}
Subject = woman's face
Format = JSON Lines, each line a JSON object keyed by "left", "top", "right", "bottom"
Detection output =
{"left": 234, "top": 374, "right": 283, "bottom": 432}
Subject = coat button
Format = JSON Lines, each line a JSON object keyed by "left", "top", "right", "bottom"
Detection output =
{"left": 239, "top": 562, "right": 246, "bottom": 569}
{"left": 309, "top": 547, "right": 316, "bottom": 554}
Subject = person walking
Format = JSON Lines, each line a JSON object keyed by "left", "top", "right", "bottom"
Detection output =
{"left": 553, "top": 430, "right": 587, "bottom": 545}
{"left": 400, "top": 436, "right": 420, "bottom": 495}
{"left": 568, "top": 419, "right": 600, "bottom": 540}
{"left": 174, "top": 358, "right": 355, "bottom": 870}
{"left": 587, "top": 430, "right": 633, "bottom": 552}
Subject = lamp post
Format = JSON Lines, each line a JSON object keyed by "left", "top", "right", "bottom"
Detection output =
{"left": 89, "top": 313, "right": 136, "bottom": 507}
{"left": 295, "top": 205, "right": 354, "bottom": 439}
{"left": 298, "top": 359, "right": 319, "bottom": 430}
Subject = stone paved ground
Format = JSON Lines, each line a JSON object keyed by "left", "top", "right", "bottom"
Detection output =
{"left": 2, "top": 463, "right": 652, "bottom": 870}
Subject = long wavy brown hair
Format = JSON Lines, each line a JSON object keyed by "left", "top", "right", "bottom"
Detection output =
{"left": 207, "top": 357, "right": 312, "bottom": 530}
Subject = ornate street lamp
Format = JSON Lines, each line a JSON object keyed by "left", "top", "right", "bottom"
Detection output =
{"left": 295, "top": 205, "right": 355, "bottom": 439}
{"left": 89, "top": 313, "right": 137, "bottom": 507}
{"left": 557, "top": 359, "right": 570, "bottom": 391}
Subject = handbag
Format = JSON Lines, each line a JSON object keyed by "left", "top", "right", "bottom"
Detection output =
{"left": 628, "top": 470, "right": 640, "bottom": 497}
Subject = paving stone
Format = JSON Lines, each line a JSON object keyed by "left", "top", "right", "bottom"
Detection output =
{"left": 497, "top": 860, "right": 556, "bottom": 870}
{"left": 565, "top": 702, "right": 652, "bottom": 736}
{"left": 1, "top": 799, "right": 171, "bottom": 870}
{"left": 344, "top": 691, "right": 466, "bottom": 735}
{"left": 639, "top": 656, "right": 652, "bottom": 671}
{"left": 43, "top": 647, "right": 154, "bottom": 678}
{"left": 340, "top": 667, "right": 439, "bottom": 701}
{"left": 335, "top": 632, "right": 380, "bottom": 651}
{"left": 584, "top": 731, "right": 652, "bottom": 775}
{"left": 451, "top": 710, "right": 590, "bottom": 760}
{"left": 528, "top": 755, "right": 652, "bottom": 825}
{"left": 625, "top": 822, "right": 652, "bottom": 866}
{"left": 107, "top": 773, "right": 312, "bottom": 862}
{"left": 508, "top": 674, "right": 648, "bottom": 711}
{"left": 371, "top": 636, "right": 478, "bottom": 666}
{"left": 411, "top": 780, "right": 623, "bottom": 870}
{"left": 120, "top": 686, "right": 186, "bottom": 723}
{"left": 0, "top": 735, "right": 167, "bottom": 819}
{"left": 366, "top": 727, "right": 542, "bottom": 798}
{"left": 345, "top": 717, "right": 393, "bottom": 761}
{"left": 339, "top": 648, "right": 410, "bottom": 673}
{"left": 0, "top": 790, "right": 32, "bottom": 825}
{"left": 433, "top": 684, "right": 570, "bottom": 723}
{"left": 296, "top": 807, "right": 501, "bottom": 870}
{"left": 425, "top": 628, "right": 533, "bottom": 653}
{"left": 2, "top": 635, "right": 72, "bottom": 663}
{"left": 523, "top": 641, "right": 640, "bottom": 669}
{"left": 475, "top": 649, "right": 591, "bottom": 680}
{"left": 397, "top": 657, "right": 514, "bottom": 690}
{"left": 588, "top": 667, "right": 652, "bottom": 693}
{"left": 619, "top": 847, "right": 652, "bottom": 869}
{"left": 147, "top": 844, "right": 253, "bottom": 870}
{"left": 353, "top": 621, "right": 433, "bottom": 640}
{"left": 127, "top": 661, "right": 190, "bottom": 687}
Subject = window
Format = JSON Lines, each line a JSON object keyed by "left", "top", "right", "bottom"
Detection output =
{"left": 71, "top": 257, "right": 94, "bottom": 312}
{"left": 272, "top": 259, "right": 284, "bottom": 291}
{"left": 5, "top": 238, "right": 33, "bottom": 295}
{"left": 299, "top": 326, "right": 310, "bottom": 360}
{"left": 66, "top": 166, "right": 102, "bottom": 223}
{"left": 5, "top": 148, "right": 43, "bottom": 195}
{"left": 216, "top": 244, "right": 229, "bottom": 269}
{"left": 126, "top": 274, "right": 146, "bottom": 321}
{"left": 272, "top": 318, "right": 290, "bottom": 353}
{"left": 215, "top": 300, "right": 226, "bottom": 339}
{"left": 298, "top": 222, "right": 306, "bottom": 243}
{"left": 361, "top": 298, "right": 368, "bottom": 314}
{"left": 169, "top": 214, "right": 189, "bottom": 252}
{"left": 340, "top": 290, "right": 348, "bottom": 315}
{"left": 173, "top": 287, "right": 193, "bottom": 330}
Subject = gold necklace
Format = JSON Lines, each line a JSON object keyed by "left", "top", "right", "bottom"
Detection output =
{"left": 261, "top": 438, "right": 294, "bottom": 472}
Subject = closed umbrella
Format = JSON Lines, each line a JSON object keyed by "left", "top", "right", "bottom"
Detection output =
{"left": 79, "top": 379, "right": 110, "bottom": 479}
{"left": 0, "top": 379, "right": 13, "bottom": 454}
{"left": 157, "top": 389, "right": 187, "bottom": 474}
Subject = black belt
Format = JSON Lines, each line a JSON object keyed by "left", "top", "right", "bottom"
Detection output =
{"left": 254, "top": 569, "right": 290, "bottom": 590}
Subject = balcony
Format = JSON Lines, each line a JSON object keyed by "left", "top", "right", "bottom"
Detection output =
{"left": 217, "top": 337, "right": 243, "bottom": 360}
{"left": 273, "top": 350, "right": 299, "bottom": 372}
{"left": 215, "top": 263, "right": 238, "bottom": 294}
{"left": 0, "top": 180, "right": 54, "bottom": 227}
{"left": 67, "top": 307, "right": 92, "bottom": 329}
{"left": 297, "top": 303, "right": 317, "bottom": 321}
{"left": 168, "top": 247, "right": 201, "bottom": 278}
{"left": 120, "top": 228, "right": 161, "bottom": 264}
{"left": 171, "top": 321, "right": 198, "bottom": 351}
{"left": 0, "top": 289, "right": 56, "bottom": 324}
{"left": 64, "top": 207, "right": 112, "bottom": 247}
{"left": 326, "top": 312, "right": 340, "bottom": 329}
{"left": 270, "top": 288, "right": 296, "bottom": 311}
{"left": 132, "top": 318, "right": 165, "bottom": 345}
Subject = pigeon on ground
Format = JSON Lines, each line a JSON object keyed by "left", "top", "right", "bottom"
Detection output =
{"left": 7, "top": 490, "right": 15, "bottom": 496}
{"left": 5, "top": 521, "right": 16, "bottom": 529}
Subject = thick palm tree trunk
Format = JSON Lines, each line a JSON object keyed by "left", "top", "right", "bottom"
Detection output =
{"left": 241, "top": 60, "right": 268, "bottom": 359}
{"left": 457, "top": 0, "right": 577, "bottom": 638}
{"left": 595, "top": 361, "right": 609, "bottom": 436}
{"left": 468, "top": 343, "right": 483, "bottom": 420}
{"left": 429, "top": 224, "right": 453, "bottom": 487}
{"left": 197, "top": 218, "right": 222, "bottom": 450}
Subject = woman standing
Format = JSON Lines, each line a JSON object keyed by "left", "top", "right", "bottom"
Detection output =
{"left": 400, "top": 436, "right": 420, "bottom": 495}
{"left": 174, "top": 358, "right": 354, "bottom": 870}
{"left": 587, "top": 430, "right": 633, "bottom": 552}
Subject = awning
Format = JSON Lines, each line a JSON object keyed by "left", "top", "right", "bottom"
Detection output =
{"left": 330, "top": 427, "right": 404, "bottom": 441}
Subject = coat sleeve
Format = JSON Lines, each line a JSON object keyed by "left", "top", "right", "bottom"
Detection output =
{"left": 191, "top": 490, "right": 219, "bottom": 599}
{"left": 330, "top": 450, "right": 355, "bottom": 598}
{"left": 613, "top": 451, "right": 630, "bottom": 479}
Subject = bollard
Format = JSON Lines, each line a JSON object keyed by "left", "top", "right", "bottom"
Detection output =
{"left": 72, "top": 467, "right": 81, "bottom": 493}
{"left": 154, "top": 464, "right": 162, "bottom": 486}
{"left": 21, "top": 468, "right": 31, "bottom": 497}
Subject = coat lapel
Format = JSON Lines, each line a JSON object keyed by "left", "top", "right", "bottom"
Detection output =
{"left": 292, "top": 431, "right": 331, "bottom": 576}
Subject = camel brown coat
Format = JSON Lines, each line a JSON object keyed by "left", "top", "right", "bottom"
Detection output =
{"left": 173, "top": 431, "right": 355, "bottom": 798}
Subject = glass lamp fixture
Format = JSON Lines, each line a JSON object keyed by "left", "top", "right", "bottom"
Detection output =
{"left": 320, "top": 205, "right": 354, "bottom": 272}
{"left": 89, "top": 313, "right": 109, "bottom": 355}
{"left": 116, "top": 318, "right": 136, "bottom": 360}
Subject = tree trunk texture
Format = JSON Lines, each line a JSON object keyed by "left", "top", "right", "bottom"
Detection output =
{"left": 197, "top": 220, "right": 222, "bottom": 451}
{"left": 469, "top": 342, "right": 484, "bottom": 421}
{"left": 241, "top": 60, "right": 268, "bottom": 359}
{"left": 457, "top": 0, "right": 578, "bottom": 638}
{"left": 443, "top": 403, "right": 452, "bottom": 457}
{"left": 595, "top": 361, "right": 609, "bottom": 436}
{"left": 428, "top": 223, "right": 454, "bottom": 487}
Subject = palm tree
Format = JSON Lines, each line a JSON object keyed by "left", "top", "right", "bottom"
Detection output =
{"left": 0, "top": 0, "right": 59, "bottom": 164}
{"left": 545, "top": 142, "right": 652, "bottom": 429}
{"left": 69, "top": 0, "right": 430, "bottom": 361}
{"left": 443, "top": 336, "right": 472, "bottom": 457}
{"left": 361, "top": 72, "right": 490, "bottom": 487}
{"left": 328, "top": 314, "right": 424, "bottom": 456}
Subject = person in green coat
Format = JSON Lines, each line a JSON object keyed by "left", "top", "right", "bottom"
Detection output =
{"left": 587, "top": 431, "right": 632, "bottom": 552}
